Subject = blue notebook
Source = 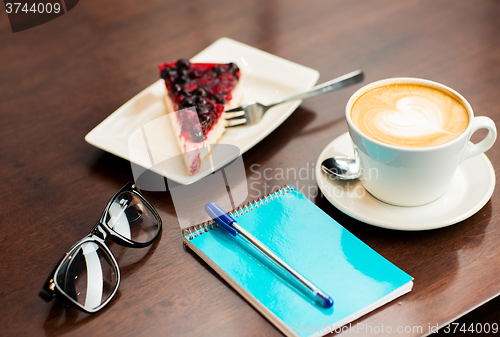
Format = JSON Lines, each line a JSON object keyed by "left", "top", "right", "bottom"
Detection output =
{"left": 183, "top": 185, "right": 413, "bottom": 337}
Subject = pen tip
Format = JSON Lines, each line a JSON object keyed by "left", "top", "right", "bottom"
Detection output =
{"left": 316, "top": 292, "right": 334, "bottom": 308}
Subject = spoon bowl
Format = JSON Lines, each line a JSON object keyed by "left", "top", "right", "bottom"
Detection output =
{"left": 321, "top": 149, "right": 360, "bottom": 180}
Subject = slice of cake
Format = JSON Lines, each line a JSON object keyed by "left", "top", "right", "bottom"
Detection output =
{"left": 159, "top": 58, "right": 243, "bottom": 175}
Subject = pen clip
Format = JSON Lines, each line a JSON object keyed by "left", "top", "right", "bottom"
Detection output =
{"left": 205, "top": 202, "right": 238, "bottom": 237}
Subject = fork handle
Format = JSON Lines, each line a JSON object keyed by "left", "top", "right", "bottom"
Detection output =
{"left": 269, "top": 70, "right": 364, "bottom": 108}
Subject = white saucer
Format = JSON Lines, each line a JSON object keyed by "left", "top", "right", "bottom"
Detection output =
{"left": 315, "top": 132, "right": 495, "bottom": 230}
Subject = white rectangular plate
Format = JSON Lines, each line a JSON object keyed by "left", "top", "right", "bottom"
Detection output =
{"left": 85, "top": 38, "right": 319, "bottom": 185}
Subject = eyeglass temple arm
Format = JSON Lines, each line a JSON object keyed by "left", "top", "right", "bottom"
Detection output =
{"left": 39, "top": 256, "right": 65, "bottom": 302}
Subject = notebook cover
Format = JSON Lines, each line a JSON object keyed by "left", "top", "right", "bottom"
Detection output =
{"left": 184, "top": 186, "right": 413, "bottom": 337}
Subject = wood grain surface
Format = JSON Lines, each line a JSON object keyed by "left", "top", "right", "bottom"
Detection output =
{"left": 1, "top": 0, "right": 499, "bottom": 336}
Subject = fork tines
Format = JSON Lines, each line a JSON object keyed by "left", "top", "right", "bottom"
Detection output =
{"left": 225, "top": 110, "right": 246, "bottom": 120}
{"left": 225, "top": 117, "right": 247, "bottom": 128}
{"left": 224, "top": 108, "right": 247, "bottom": 127}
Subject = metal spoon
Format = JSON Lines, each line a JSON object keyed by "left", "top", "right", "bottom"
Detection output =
{"left": 321, "top": 149, "right": 360, "bottom": 180}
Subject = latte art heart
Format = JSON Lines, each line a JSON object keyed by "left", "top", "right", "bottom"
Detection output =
{"left": 378, "top": 96, "right": 449, "bottom": 137}
{"left": 351, "top": 84, "right": 469, "bottom": 148}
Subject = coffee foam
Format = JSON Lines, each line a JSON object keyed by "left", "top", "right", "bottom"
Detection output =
{"left": 351, "top": 84, "right": 469, "bottom": 148}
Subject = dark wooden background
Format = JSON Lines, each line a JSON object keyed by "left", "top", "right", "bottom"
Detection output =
{"left": 1, "top": 0, "right": 499, "bottom": 336}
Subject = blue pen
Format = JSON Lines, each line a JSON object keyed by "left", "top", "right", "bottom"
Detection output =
{"left": 205, "top": 202, "right": 333, "bottom": 308}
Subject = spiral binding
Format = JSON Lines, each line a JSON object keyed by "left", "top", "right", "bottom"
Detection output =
{"left": 182, "top": 185, "right": 295, "bottom": 240}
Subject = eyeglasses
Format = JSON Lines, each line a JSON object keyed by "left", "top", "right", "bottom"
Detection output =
{"left": 39, "top": 182, "right": 162, "bottom": 313}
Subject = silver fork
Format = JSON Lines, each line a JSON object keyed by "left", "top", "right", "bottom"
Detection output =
{"left": 225, "top": 70, "right": 364, "bottom": 127}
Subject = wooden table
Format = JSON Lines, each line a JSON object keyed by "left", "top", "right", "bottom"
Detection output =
{"left": 1, "top": 0, "right": 499, "bottom": 336}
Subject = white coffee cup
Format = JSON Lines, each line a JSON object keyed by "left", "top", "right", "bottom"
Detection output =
{"left": 346, "top": 78, "right": 497, "bottom": 206}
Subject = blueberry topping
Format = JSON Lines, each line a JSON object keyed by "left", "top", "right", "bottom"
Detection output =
{"left": 160, "top": 66, "right": 178, "bottom": 80}
{"left": 175, "top": 90, "right": 186, "bottom": 102}
{"left": 178, "top": 67, "right": 188, "bottom": 77}
{"left": 160, "top": 68, "right": 168, "bottom": 79}
{"left": 189, "top": 68, "right": 203, "bottom": 79}
{"left": 212, "top": 65, "right": 227, "bottom": 75}
{"left": 161, "top": 60, "right": 240, "bottom": 140}
{"left": 176, "top": 58, "right": 191, "bottom": 69}
{"left": 210, "top": 93, "right": 224, "bottom": 104}
{"left": 228, "top": 63, "right": 239, "bottom": 73}
{"left": 179, "top": 96, "right": 195, "bottom": 108}
{"left": 166, "top": 67, "right": 177, "bottom": 77}
{"left": 175, "top": 75, "right": 188, "bottom": 85}
{"left": 195, "top": 97, "right": 207, "bottom": 105}
{"left": 201, "top": 114, "right": 211, "bottom": 126}
{"left": 196, "top": 103, "right": 210, "bottom": 116}
{"left": 193, "top": 88, "right": 206, "bottom": 97}
{"left": 189, "top": 126, "right": 204, "bottom": 143}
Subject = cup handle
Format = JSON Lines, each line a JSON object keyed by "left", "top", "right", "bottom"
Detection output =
{"left": 460, "top": 116, "right": 497, "bottom": 163}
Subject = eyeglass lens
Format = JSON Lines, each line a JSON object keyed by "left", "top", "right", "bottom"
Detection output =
{"left": 106, "top": 191, "right": 160, "bottom": 244}
{"left": 56, "top": 241, "right": 118, "bottom": 311}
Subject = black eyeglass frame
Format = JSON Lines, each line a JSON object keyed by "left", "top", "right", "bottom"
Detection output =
{"left": 39, "top": 182, "right": 162, "bottom": 313}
